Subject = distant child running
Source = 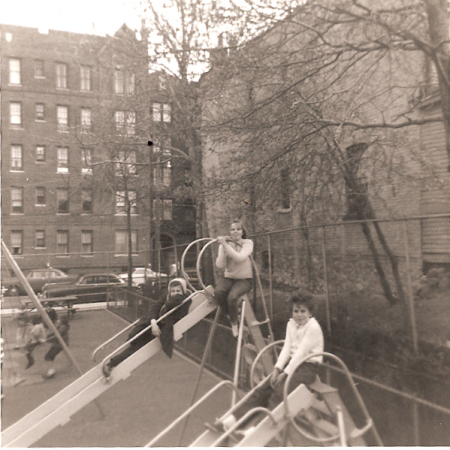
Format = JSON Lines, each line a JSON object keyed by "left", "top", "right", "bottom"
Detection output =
{"left": 102, "top": 278, "right": 192, "bottom": 380}
{"left": 215, "top": 220, "right": 254, "bottom": 337}
{"left": 24, "top": 316, "right": 46, "bottom": 369}
{"left": 206, "top": 291, "right": 324, "bottom": 433}
{"left": 14, "top": 305, "right": 29, "bottom": 349}
{"left": 43, "top": 316, "right": 70, "bottom": 379}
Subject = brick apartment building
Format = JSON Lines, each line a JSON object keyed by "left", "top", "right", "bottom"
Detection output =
{"left": 1, "top": 23, "right": 196, "bottom": 276}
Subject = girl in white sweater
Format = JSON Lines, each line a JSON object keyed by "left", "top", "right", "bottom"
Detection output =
{"left": 206, "top": 291, "right": 324, "bottom": 432}
{"left": 215, "top": 220, "right": 254, "bottom": 337}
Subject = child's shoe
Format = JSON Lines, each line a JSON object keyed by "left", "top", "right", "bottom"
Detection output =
{"left": 231, "top": 324, "right": 239, "bottom": 338}
{"left": 25, "top": 354, "right": 34, "bottom": 369}
{"left": 43, "top": 368, "right": 56, "bottom": 379}
{"left": 102, "top": 362, "right": 112, "bottom": 381}
{"left": 205, "top": 420, "right": 225, "bottom": 434}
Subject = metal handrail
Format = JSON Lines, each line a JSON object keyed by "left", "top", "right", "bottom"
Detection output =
{"left": 145, "top": 380, "right": 240, "bottom": 447}
{"left": 249, "top": 340, "right": 285, "bottom": 389}
{"left": 180, "top": 237, "right": 213, "bottom": 292}
{"left": 196, "top": 238, "right": 217, "bottom": 291}
{"left": 92, "top": 319, "right": 139, "bottom": 362}
{"left": 283, "top": 352, "right": 383, "bottom": 446}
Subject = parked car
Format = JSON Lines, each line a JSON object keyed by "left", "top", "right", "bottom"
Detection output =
{"left": 118, "top": 267, "right": 168, "bottom": 286}
{"left": 2, "top": 268, "right": 78, "bottom": 296}
{"left": 41, "top": 273, "right": 126, "bottom": 303}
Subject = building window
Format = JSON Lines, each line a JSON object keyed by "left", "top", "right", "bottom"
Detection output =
{"left": 280, "top": 168, "right": 291, "bottom": 210}
{"left": 81, "top": 230, "right": 93, "bottom": 254}
{"left": 35, "top": 59, "right": 44, "bottom": 77}
{"left": 115, "top": 110, "right": 136, "bottom": 135}
{"left": 114, "top": 69, "right": 135, "bottom": 95}
{"left": 9, "top": 58, "right": 21, "bottom": 84}
{"left": 35, "top": 103, "right": 45, "bottom": 121}
{"left": 57, "top": 105, "right": 69, "bottom": 130}
{"left": 11, "top": 187, "right": 24, "bottom": 213}
{"left": 57, "top": 230, "right": 69, "bottom": 253}
{"left": 36, "top": 187, "right": 46, "bottom": 205}
{"left": 11, "top": 231, "right": 23, "bottom": 255}
{"left": 81, "top": 148, "right": 92, "bottom": 174}
{"left": 36, "top": 230, "right": 46, "bottom": 248}
{"left": 153, "top": 199, "right": 173, "bottom": 220}
{"left": 10, "top": 102, "right": 22, "bottom": 126}
{"left": 343, "top": 143, "right": 369, "bottom": 220}
{"left": 11, "top": 145, "right": 23, "bottom": 170}
{"left": 163, "top": 162, "right": 171, "bottom": 187}
{"left": 115, "top": 230, "right": 137, "bottom": 254}
{"left": 56, "top": 63, "right": 68, "bottom": 89}
{"left": 162, "top": 199, "right": 173, "bottom": 220}
{"left": 81, "top": 189, "right": 93, "bottom": 213}
{"left": 57, "top": 147, "right": 69, "bottom": 173}
{"left": 80, "top": 65, "right": 91, "bottom": 91}
{"left": 116, "top": 191, "right": 138, "bottom": 214}
{"left": 36, "top": 146, "right": 45, "bottom": 162}
{"left": 115, "top": 150, "right": 136, "bottom": 176}
{"left": 57, "top": 188, "right": 69, "bottom": 213}
{"left": 159, "top": 74, "right": 166, "bottom": 90}
{"left": 81, "top": 108, "right": 91, "bottom": 131}
{"left": 153, "top": 162, "right": 171, "bottom": 187}
{"left": 152, "top": 102, "right": 171, "bottom": 122}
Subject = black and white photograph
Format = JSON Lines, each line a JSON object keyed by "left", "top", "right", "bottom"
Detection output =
{"left": 1, "top": 0, "right": 449, "bottom": 446}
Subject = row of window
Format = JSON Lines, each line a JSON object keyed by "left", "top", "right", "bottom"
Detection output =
{"left": 9, "top": 186, "right": 174, "bottom": 217}
{"left": 8, "top": 58, "right": 137, "bottom": 95}
{"left": 9, "top": 229, "right": 138, "bottom": 255}
{"left": 9, "top": 102, "right": 91, "bottom": 130}
{"left": 10, "top": 145, "right": 88, "bottom": 173}
{"left": 9, "top": 145, "right": 172, "bottom": 184}
{"left": 8, "top": 102, "right": 171, "bottom": 129}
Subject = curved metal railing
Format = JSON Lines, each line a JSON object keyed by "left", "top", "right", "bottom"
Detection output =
{"left": 282, "top": 351, "right": 381, "bottom": 445}
{"left": 145, "top": 380, "right": 240, "bottom": 447}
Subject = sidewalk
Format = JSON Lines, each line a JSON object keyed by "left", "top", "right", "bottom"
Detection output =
{"left": 1, "top": 308, "right": 232, "bottom": 447}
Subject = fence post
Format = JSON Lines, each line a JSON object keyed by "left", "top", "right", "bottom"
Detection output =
{"left": 321, "top": 226, "right": 332, "bottom": 337}
{"left": 267, "top": 234, "right": 273, "bottom": 321}
{"left": 402, "top": 220, "right": 418, "bottom": 353}
{"left": 412, "top": 394, "right": 420, "bottom": 445}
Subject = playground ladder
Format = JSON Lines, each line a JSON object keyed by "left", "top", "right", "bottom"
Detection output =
{"left": 1, "top": 289, "right": 216, "bottom": 448}
{"left": 240, "top": 295, "right": 274, "bottom": 376}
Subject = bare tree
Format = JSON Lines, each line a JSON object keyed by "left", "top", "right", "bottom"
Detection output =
{"left": 200, "top": 0, "right": 449, "bottom": 318}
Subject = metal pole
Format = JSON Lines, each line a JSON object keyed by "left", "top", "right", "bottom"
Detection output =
{"left": 267, "top": 234, "right": 273, "bottom": 321}
{"left": 232, "top": 300, "right": 246, "bottom": 406}
{"left": 177, "top": 307, "right": 221, "bottom": 445}
{"left": 412, "top": 395, "right": 421, "bottom": 445}
{"left": 402, "top": 220, "right": 418, "bottom": 353}
{"left": 1, "top": 240, "right": 105, "bottom": 418}
{"left": 321, "top": 226, "right": 332, "bottom": 336}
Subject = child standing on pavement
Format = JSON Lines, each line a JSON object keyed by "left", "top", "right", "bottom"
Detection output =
{"left": 24, "top": 316, "right": 46, "bottom": 369}
{"left": 43, "top": 315, "right": 70, "bottom": 379}
{"left": 206, "top": 291, "right": 324, "bottom": 433}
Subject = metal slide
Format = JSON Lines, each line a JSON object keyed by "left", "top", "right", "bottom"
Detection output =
{"left": 1, "top": 289, "right": 217, "bottom": 448}
{"left": 148, "top": 352, "right": 382, "bottom": 447}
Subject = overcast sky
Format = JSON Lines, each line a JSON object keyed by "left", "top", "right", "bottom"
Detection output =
{"left": 0, "top": 0, "right": 143, "bottom": 36}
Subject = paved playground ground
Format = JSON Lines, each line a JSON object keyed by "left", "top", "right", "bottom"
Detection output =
{"left": 1, "top": 307, "right": 232, "bottom": 447}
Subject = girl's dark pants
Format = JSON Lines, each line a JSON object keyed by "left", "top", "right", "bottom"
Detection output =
{"left": 233, "top": 362, "right": 319, "bottom": 422}
{"left": 215, "top": 277, "right": 252, "bottom": 325}
{"left": 108, "top": 332, "right": 155, "bottom": 369}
